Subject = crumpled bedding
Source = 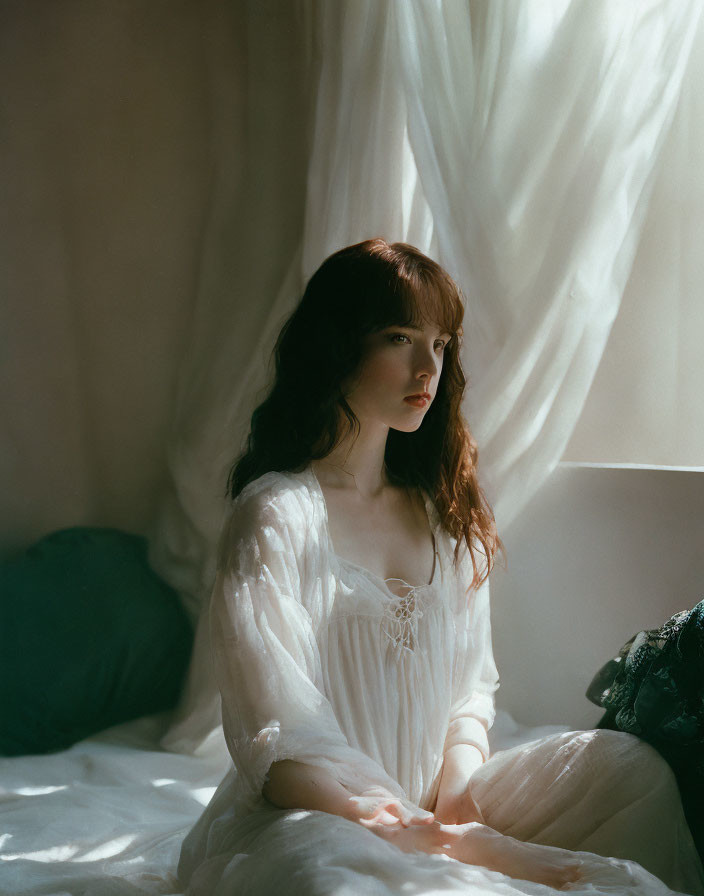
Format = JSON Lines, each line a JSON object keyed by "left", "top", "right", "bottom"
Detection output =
{"left": 0, "top": 710, "right": 568, "bottom": 896}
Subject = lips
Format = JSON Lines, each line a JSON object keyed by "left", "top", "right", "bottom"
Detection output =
{"left": 403, "top": 393, "right": 431, "bottom": 408}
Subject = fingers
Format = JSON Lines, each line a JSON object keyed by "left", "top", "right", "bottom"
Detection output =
{"left": 368, "top": 796, "right": 433, "bottom": 827}
{"left": 349, "top": 788, "right": 435, "bottom": 828}
{"left": 357, "top": 795, "right": 434, "bottom": 828}
{"left": 358, "top": 807, "right": 399, "bottom": 828}
{"left": 393, "top": 800, "right": 434, "bottom": 827}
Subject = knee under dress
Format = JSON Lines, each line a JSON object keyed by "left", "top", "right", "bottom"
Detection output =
{"left": 177, "top": 465, "right": 704, "bottom": 896}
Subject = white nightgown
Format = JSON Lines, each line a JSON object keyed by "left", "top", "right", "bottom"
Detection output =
{"left": 178, "top": 466, "right": 704, "bottom": 896}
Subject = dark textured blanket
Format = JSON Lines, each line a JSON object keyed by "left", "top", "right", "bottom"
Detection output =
{"left": 587, "top": 599, "right": 704, "bottom": 859}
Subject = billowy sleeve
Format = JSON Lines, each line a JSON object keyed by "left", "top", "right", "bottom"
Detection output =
{"left": 443, "top": 542, "right": 500, "bottom": 762}
{"left": 210, "top": 482, "right": 408, "bottom": 809}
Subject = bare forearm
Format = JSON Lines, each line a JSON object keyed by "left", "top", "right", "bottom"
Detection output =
{"left": 263, "top": 759, "right": 359, "bottom": 821}
{"left": 442, "top": 743, "right": 485, "bottom": 786}
{"left": 432, "top": 743, "right": 486, "bottom": 823}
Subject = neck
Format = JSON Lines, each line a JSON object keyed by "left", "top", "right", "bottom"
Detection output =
{"left": 313, "top": 418, "right": 390, "bottom": 498}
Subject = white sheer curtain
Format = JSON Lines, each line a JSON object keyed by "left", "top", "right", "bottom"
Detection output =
{"left": 564, "top": 9, "right": 704, "bottom": 468}
{"left": 394, "top": 0, "right": 701, "bottom": 523}
{"left": 155, "top": 0, "right": 700, "bottom": 751}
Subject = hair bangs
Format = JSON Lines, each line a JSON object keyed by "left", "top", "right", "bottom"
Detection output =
{"left": 369, "top": 247, "right": 464, "bottom": 342}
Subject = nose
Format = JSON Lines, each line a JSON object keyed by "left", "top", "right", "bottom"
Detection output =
{"left": 414, "top": 341, "right": 440, "bottom": 385}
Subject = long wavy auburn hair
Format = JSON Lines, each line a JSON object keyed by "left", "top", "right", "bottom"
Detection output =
{"left": 227, "top": 238, "right": 503, "bottom": 590}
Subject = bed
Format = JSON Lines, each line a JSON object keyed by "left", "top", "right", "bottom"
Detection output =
{"left": 0, "top": 710, "right": 570, "bottom": 896}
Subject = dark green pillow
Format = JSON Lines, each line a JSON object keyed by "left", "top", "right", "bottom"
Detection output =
{"left": 0, "top": 527, "right": 194, "bottom": 756}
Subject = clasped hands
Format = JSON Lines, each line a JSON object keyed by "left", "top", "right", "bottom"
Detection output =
{"left": 349, "top": 785, "right": 482, "bottom": 862}
{"left": 349, "top": 780, "right": 482, "bottom": 830}
{"left": 349, "top": 743, "right": 485, "bottom": 852}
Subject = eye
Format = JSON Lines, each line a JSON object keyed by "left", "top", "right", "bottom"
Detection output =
{"left": 388, "top": 333, "right": 411, "bottom": 345}
{"left": 387, "top": 332, "right": 448, "bottom": 351}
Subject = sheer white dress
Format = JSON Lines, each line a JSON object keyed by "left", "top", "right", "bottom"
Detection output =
{"left": 177, "top": 466, "right": 704, "bottom": 896}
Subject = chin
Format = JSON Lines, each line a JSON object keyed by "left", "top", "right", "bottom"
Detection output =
{"left": 391, "top": 417, "right": 425, "bottom": 433}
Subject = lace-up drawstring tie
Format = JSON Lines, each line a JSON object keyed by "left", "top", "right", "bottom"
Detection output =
{"left": 381, "top": 580, "right": 425, "bottom": 653}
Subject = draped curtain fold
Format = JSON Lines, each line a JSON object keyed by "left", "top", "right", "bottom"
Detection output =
{"left": 394, "top": 0, "right": 701, "bottom": 524}
{"left": 564, "top": 8, "right": 704, "bottom": 468}
{"left": 153, "top": 0, "right": 700, "bottom": 751}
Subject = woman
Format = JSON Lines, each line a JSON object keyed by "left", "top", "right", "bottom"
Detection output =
{"left": 178, "top": 239, "right": 704, "bottom": 895}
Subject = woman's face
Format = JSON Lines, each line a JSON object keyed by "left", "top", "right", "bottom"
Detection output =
{"left": 342, "top": 320, "right": 451, "bottom": 433}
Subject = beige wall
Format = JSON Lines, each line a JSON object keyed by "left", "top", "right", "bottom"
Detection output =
{"left": 491, "top": 464, "right": 704, "bottom": 728}
{"left": 0, "top": 1, "right": 222, "bottom": 554}
{"left": 1, "top": 1, "right": 308, "bottom": 559}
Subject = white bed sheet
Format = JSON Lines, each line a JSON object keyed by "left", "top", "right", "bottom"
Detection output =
{"left": 0, "top": 711, "right": 568, "bottom": 896}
